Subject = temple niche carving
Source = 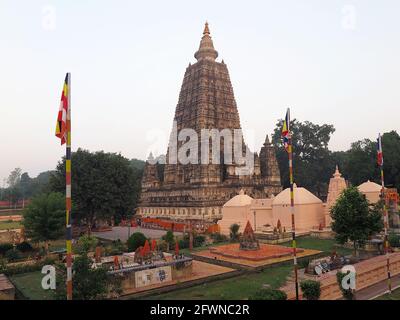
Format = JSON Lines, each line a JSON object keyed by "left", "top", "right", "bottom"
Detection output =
{"left": 138, "top": 23, "right": 282, "bottom": 221}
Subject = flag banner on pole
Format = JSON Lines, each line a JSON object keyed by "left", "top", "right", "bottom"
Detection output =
{"left": 281, "top": 108, "right": 291, "bottom": 152}
{"left": 377, "top": 133, "right": 383, "bottom": 166}
{"left": 55, "top": 74, "right": 70, "bottom": 145}
{"left": 55, "top": 72, "right": 73, "bottom": 300}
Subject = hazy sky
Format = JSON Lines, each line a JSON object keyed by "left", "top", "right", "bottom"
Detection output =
{"left": 0, "top": 0, "right": 399, "bottom": 183}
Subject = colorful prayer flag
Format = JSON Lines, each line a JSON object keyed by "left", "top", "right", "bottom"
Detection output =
{"left": 377, "top": 133, "right": 383, "bottom": 166}
{"left": 55, "top": 74, "right": 70, "bottom": 145}
{"left": 281, "top": 108, "right": 291, "bottom": 152}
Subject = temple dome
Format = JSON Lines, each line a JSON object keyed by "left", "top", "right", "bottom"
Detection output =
{"left": 223, "top": 189, "right": 253, "bottom": 207}
{"left": 357, "top": 180, "right": 382, "bottom": 193}
{"left": 272, "top": 184, "right": 322, "bottom": 206}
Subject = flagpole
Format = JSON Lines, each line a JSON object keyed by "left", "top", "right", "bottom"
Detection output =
{"left": 286, "top": 108, "right": 299, "bottom": 300}
{"left": 66, "top": 72, "right": 73, "bottom": 300}
{"left": 378, "top": 133, "right": 391, "bottom": 294}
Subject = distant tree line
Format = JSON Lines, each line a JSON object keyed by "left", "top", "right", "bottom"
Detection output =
{"left": 1, "top": 152, "right": 145, "bottom": 231}
{"left": 0, "top": 168, "right": 54, "bottom": 206}
{"left": 272, "top": 119, "right": 400, "bottom": 199}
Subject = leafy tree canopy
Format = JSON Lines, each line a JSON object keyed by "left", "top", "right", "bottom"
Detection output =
{"left": 330, "top": 186, "right": 383, "bottom": 255}
{"left": 22, "top": 192, "right": 65, "bottom": 250}
{"left": 50, "top": 149, "right": 140, "bottom": 233}
{"left": 56, "top": 253, "right": 121, "bottom": 300}
{"left": 127, "top": 232, "right": 147, "bottom": 252}
{"left": 272, "top": 119, "right": 336, "bottom": 197}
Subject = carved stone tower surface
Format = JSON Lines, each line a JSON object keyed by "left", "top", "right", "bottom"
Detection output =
{"left": 138, "top": 23, "right": 282, "bottom": 222}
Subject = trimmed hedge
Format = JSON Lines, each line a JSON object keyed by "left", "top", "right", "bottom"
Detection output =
{"left": 300, "top": 280, "right": 321, "bottom": 300}
{"left": 249, "top": 288, "right": 287, "bottom": 300}
{"left": 127, "top": 232, "right": 147, "bottom": 252}
{"left": 16, "top": 241, "right": 34, "bottom": 253}
{"left": 5, "top": 249, "right": 22, "bottom": 262}
{"left": 0, "top": 257, "right": 57, "bottom": 276}
{"left": 0, "top": 243, "right": 13, "bottom": 255}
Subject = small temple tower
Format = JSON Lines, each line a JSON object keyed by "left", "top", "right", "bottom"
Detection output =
{"left": 259, "top": 135, "right": 281, "bottom": 194}
{"left": 240, "top": 220, "right": 260, "bottom": 251}
{"left": 141, "top": 153, "right": 161, "bottom": 191}
{"left": 325, "top": 165, "right": 347, "bottom": 227}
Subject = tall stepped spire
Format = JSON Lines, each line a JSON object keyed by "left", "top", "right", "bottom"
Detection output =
{"left": 138, "top": 23, "right": 282, "bottom": 219}
{"left": 194, "top": 21, "right": 218, "bottom": 61}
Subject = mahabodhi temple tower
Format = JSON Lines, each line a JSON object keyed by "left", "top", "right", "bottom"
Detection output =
{"left": 138, "top": 23, "right": 281, "bottom": 221}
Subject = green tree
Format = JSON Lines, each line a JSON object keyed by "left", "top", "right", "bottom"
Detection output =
{"left": 162, "top": 230, "right": 175, "bottom": 251}
{"left": 19, "top": 172, "right": 31, "bottom": 206}
{"left": 272, "top": 119, "right": 336, "bottom": 198}
{"left": 300, "top": 280, "right": 321, "bottom": 300}
{"left": 331, "top": 187, "right": 383, "bottom": 256}
{"left": 56, "top": 252, "right": 121, "bottom": 300}
{"left": 127, "top": 232, "right": 147, "bottom": 252}
{"left": 7, "top": 167, "right": 22, "bottom": 188}
{"left": 343, "top": 139, "right": 377, "bottom": 186}
{"left": 379, "top": 131, "right": 400, "bottom": 191}
{"left": 6, "top": 167, "right": 22, "bottom": 207}
{"left": 229, "top": 223, "right": 240, "bottom": 241}
{"left": 75, "top": 235, "right": 99, "bottom": 254}
{"left": 341, "top": 131, "right": 400, "bottom": 190}
{"left": 50, "top": 149, "right": 139, "bottom": 234}
{"left": 22, "top": 192, "right": 65, "bottom": 253}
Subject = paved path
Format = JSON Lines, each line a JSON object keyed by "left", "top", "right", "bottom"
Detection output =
{"left": 93, "top": 226, "right": 182, "bottom": 242}
{"left": 355, "top": 273, "right": 400, "bottom": 300}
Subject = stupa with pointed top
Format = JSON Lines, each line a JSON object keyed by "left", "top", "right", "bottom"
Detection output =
{"left": 240, "top": 221, "right": 260, "bottom": 250}
{"left": 138, "top": 23, "right": 281, "bottom": 221}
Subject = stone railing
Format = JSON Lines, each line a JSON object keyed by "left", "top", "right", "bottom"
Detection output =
{"left": 284, "top": 252, "right": 400, "bottom": 300}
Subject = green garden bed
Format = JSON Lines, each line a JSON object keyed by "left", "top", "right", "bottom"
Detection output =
{"left": 281, "top": 236, "right": 353, "bottom": 256}
{"left": 142, "top": 264, "right": 292, "bottom": 300}
{"left": 10, "top": 271, "right": 56, "bottom": 300}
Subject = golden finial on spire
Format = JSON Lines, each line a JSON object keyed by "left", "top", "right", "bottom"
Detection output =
{"left": 203, "top": 21, "right": 210, "bottom": 35}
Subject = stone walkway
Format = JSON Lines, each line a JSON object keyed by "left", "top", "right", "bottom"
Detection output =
{"left": 356, "top": 273, "right": 400, "bottom": 300}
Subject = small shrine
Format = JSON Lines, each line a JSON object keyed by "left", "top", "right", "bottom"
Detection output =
{"left": 133, "top": 239, "right": 166, "bottom": 265}
{"left": 239, "top": 221, "right": 260, "bottom": 251}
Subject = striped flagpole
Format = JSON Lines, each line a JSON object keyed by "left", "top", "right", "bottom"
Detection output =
{"left": 286, "top": 108, "right": 299, "bottom": 300}
{"left": 378, "top": 133, "right": 391, "bottom": 294}
{"left": 65, "top": 73, "right": 73, "bottom": 300}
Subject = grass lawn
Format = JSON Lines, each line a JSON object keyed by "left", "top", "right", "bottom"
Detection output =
{"left": 180, "top": 241, "right": 230, "bottom": 255}
{"left": 142, "top": 263, "right": 292, "bottom": 300}
{"left": 47, "top": 239, "right": 68, "bottom": 251}
{"left": 10, "top": 271, "right": 56, "bottom": 300}
{"left": 0, "top": 220, "right": 22, "bottom": 230}
{"left": 281, "top": 236, "right": 353, "bottom": 256}
{"left": 142, "top": 237, "right": 351, "bottom": 300}
{"left": 375, "top": 287, "right": 400, "bottom": 300}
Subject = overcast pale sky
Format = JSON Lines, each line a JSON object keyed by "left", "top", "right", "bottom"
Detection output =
{"left": 0, "top": 0, "right": 399, "bottom": 183}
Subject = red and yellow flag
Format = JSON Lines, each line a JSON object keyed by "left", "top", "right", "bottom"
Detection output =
{"left": 55, "top": 74, "right": 70, "bottom": 145}
{"left": 281, "top": 108, "right": 291, "bottom": 153}
{"left": 377, "top": 133, "right": 383, "bottom": 166}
